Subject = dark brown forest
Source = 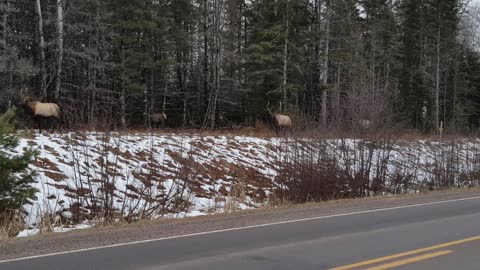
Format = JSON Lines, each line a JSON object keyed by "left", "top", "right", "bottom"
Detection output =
{"left": 1, "top": 0, "right": 480, "bottom": 132}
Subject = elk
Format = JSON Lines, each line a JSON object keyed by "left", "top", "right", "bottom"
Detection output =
{"left": 151, "top": 112, "right": 167, "bottom": 128}
{"left": 358, "top": 119, "right": 372, "bottom": 130}
{"left": 266, "top": 102, "right": 292, "bottom": 133}
{"left": 19, "top": 96, "right": 60, "bottom": 133}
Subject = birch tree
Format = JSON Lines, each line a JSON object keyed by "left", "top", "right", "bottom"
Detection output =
{"left": 321, "top": 0, "right": 329, "bottom": 127}
{"left": 55, "top": 0, "right": 64, "bottom": 101}
{"left": 35, "top": 0, "right": 47, "bottom": 100}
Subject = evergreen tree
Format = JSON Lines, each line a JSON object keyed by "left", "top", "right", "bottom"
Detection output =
{"left": 246, "top": 0, "right": 310, "bottom": 115}
{"left": 0, "top": 109, "right": 37, "bottom": 212}
{"left": 455, "top": 48, "right": 480, "bottom": 129}
{"left": 397, "top": 0, "right": 430, "bottom": 129}
{"left": 0, "top": 0, "right": 36, "bottom": 110}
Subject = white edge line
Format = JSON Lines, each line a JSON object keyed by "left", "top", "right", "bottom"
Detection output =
{"left": 1, "top": 195, "right": 480, "bottom": 264}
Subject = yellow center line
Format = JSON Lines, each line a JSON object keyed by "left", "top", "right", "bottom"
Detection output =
{"left": 329, "top": 235, "right": 480, "bottom": 270}
{"left": 364, "top": 250, "right": 453, "bottom": 270}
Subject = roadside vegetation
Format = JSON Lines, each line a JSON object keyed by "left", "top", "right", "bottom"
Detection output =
{"left": 1, "top": 127, "right": 477, "bottom": 238}
{"left": 0, "top": 109, "right": 37, "bottom": 238}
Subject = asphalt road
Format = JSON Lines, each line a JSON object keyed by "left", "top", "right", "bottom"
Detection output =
{"left": 2, "top": 195, "right": 480, "bottom": 270}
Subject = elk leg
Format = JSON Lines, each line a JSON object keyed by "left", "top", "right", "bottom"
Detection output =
{"left": 49, "top": 117, "right": 55, "bottom": 133}
{"left": 52, "top": 117, "right": 58, "bottom": 133}
{"left": 37, "top": 117, "right": 42, "bottom": 134}
{"left": 45, "top": 117, "right": 50, "bottom": 133}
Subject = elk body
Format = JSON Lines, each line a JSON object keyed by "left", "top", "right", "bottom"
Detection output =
{"left": 272, "top": 113, "right": 292, "bottom": 128}
{"left": 19, "top": 98, "right": 60, "bottom": 132}
{"left": 358, "top": 119, "right": 372, "bottom": 129}
{"left": 265, "top": 103, "right": 292, "bottom": 133}
{"left": 151, "top": 112, "right": 167, "bottom": 128}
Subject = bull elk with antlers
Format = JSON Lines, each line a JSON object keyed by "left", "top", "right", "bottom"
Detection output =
{"left": 265, "top": 102, "right": 292, "bottom": 134}
{"left": 18, "top": 90, "right": 61, "bottom": 133}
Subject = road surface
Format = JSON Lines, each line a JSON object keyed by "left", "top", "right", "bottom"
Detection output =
{"left": 1, "top": 191, "right": 480, "bottom": 270}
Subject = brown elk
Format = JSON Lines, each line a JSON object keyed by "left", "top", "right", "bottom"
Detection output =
{"left": 358, "top": 119, "right": 372, "bottom": 130}
{"left": 266, "top": 102, "right": 292, "bottom": 133}
{"left": 151, "top": 112, "right": 167, "bottom": 128}
{"left": 19, "top": 96, "right": 60, "bottom": 133}
{"left": 272, "top": 113, "right": 292, "bottom": 127}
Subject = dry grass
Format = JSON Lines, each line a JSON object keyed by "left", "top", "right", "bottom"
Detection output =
{"left": 11, "top": 126, "right": 480, "bottom": 238}
{"left": 0, "top": 210, "right": 25, "bottom": 239}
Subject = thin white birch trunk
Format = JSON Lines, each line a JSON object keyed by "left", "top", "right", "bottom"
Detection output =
{"left": 435, "top": 22, "right": 441, "bottom": 132}
{"left": 282, "top": 0, "right": 289, "bottom": 114}
{"left": 36, "top": 0, "right": 47, "bottom": 100}
{"left": 55, "top": 0, "right": 64, "bottom": 101}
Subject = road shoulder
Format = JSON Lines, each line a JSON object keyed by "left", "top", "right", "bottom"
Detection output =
{"left": 1, "top": 188, "right": 479, "bottom": 261}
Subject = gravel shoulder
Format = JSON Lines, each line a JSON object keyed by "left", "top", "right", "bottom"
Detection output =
{"left": 1, "top": 188, "right": 480, "bottom": 261}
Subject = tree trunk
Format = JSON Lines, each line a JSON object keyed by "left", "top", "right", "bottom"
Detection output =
{"left": 3, "top": 1, "right": 10, "bottom": 97}
{"left": 370, "top": 17, "right": 376, "bottom": 121}
{"left": 335, "top": 64, "right": 341, "bottom": 124}
{"left": 120, "top": 44, "right": 126, "bottom": 129}
{"left": 321, "top": 0, "right": 330, "bottom": 127}
{"left": 144, "top": 80, "right": 149, "bottom": 128}
{"left": 183, "top": 91, "right": 187, "bottom": 127}
{"left": 452, "top": 49, "right": 459, "bottom": 127}
{"left": 120, "top": 87, "right": 126, "bottom": 129}
{"left": 282, "top": 0, "right": 289, "bottom": 114}
{"left": 162, "top": 75, "right": 168, "bottom": 114}
{"left": 208, "top": 0, "right": 225, "bottom": 129}
{"left": 35, "top": 0, "right": 47, "bottom": 101}
{"left": 203, "top": 0, "right": 209, "bottom": 120}
{"left": 55, "top": 0, "right": 64, "bottom": 102}
{"left": 1, "top": 0, "right": 7, "bottom": 49}
{"left": 89, "top": 0, "right": 100, "bottom": 126}
{"left": 434, "top": 22, "right": 441, "bottom": 133}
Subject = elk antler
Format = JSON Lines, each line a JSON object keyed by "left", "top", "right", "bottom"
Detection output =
{"left": 20, "top": 86, "right": 32, "bottom": 101}
{"left": 266, "top": 101, "right": 273, "bottom": 114}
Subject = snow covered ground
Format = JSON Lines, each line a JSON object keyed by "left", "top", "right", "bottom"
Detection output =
{"left": 10, "top": 131, "right": 480, "bottom": 236}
